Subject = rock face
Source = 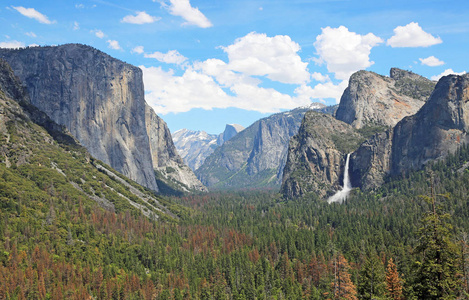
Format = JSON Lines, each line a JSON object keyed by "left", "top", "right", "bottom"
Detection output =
{"left": 390, "top": 74, "right": 469, "bottom": 175}
{"left": 196, "top": 107, "right": 316, "bottom": 189}
{"left": 335, "top": 68, "right": 435, "bottom": 129}
{"left": 0, "top": 44, "right": 158, "bottom": 191}
{"left": 217, "top": 124, "right": 245, "bottom": 146}
{"left": 0, "top": 44, "right": 206, "bottom": 194}
{"left": 281, "top": 111, "right": 364, "bottom": 199}
{"left": 0, "top": 59, "right": 176, "bottom": 219}
{"left": 350, "top": 73, "right": 469, "bottom": 189}
{"left": 145, "top": 104, "right": 207, "bottom": 193}
{"left": 173, "top": 124, "right": 245, "bottom": 171}
{"left": 349, "top": 130, "right": 394, "bottom": 189}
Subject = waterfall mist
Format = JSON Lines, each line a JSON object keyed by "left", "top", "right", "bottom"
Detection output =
{"left": 327, "top": 153, "right": 352, "bottom": 204}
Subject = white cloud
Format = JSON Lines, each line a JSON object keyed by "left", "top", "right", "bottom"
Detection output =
{"left": 313, "top": 26, "right": 383, "bottom": 80}
{"left": 193, "top": 58, "right": 259, "bottom": 87}
{"left": 121, "top": 11, "right": 160, "bottom": 24}
{"left": 12, "top": 6, "right": 55, "bottom": 24}
{"left": 295, "top": 80, "right": 348, "bottom": 104}
{"left": 222, "top": 32, "right": 310, "bottom": 84}
{"left": 141, "top": 63, "right": 313, "bottom": 115}
{"left": 311, "top": 72, "right": 330, "bottom": 83}
{"left": 419, "top": 56, "right": 444, "bottom": 67}
{"left": 387, "top": 22, "right": 442, "bottom": 48}
{"left": 73, "top": 21, "right": 80, "bottom": 30}
{"left": 141, "top": 65, "right": 233, "bottom": 114}
{"left": 107, "top": 40, "right": 122, "bottom": 50}
{"left": 162, "top": 0, "right": 213, "bottom": 28}
{"left": 0, "top": 40, "right": 25, "bottom": 49}
{"left": 144, "top": 50, "right": 188, "bottom": 65}
{"left": 25, "top": 32, "right": 37, "bottom": 38}
{"left": 92, "top": 30, "right": 105, "bottom": 39}
{"left": 132, "top": 46, "right": 145, "bottom": 54}
{"left": 430, "top": 69, "right": 466, "bottom": 81}
{"left": 75, "top": 4, "right": 85, "bottom": 9}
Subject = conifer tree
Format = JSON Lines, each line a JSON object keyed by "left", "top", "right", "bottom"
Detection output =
{"left": 358, "top": 255, "right": 386, "bottom": 299}
{"left": 385, "top": 258, "right": 403, "bottom": 300}
{"left": 412, "top": 190, "right": 461, "bottom": 299}
{"left": 331, "top": 254, "right": 357, "bottom": 300}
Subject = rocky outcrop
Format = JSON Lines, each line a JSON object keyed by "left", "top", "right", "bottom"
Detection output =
{"left": 349, "top": 73, "right": 469, "bottom": 190}
{"left": 145, "top": 104, "right": 207, "bottom": 193}
{"left": 349, "top": 129, "right": 393, "bottom": 189}
{"left": 390, "top": 74, "right": 469, "bottom": 175}
{"left": 0, "top": 59, "right": 177, "bottom": 219}
{"left": 216, "top": 124, "right": 245, "bottom": 146}
{"left": 196, "top": 107, "right": 312, "bottom": 189}
{"left": 173, "top": 124, "right": 244, "bottom": 171}
{"left": 335, "top": 68, "right": 435, "bottom": 129}
{"left": 281, "top": 111, "right": 364, "bottom": 199}
{"left": 0, "top": 44, "right": 159, "bottom": 191}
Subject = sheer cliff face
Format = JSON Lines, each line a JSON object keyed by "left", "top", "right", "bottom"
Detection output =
{"left": 145, "top": 104, "right": 207, "bottom": 193}
{"left": 335, "top": 69, "right": 435, "bottom": 129}
{"left": 0, "top": 45, "right": 158, "bottom": 190}
{"left": 351, "top": 73, "right": 469, "bottom": 189}
{"left": 390, "top": 74, "right": 469, "bottom": 175}
{"left": 281, "top": 111, "right": 364, "bottom": 199}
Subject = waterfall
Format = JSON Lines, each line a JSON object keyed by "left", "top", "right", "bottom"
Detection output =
{"left": 327, "top": 153, "right": 352, "bottom": 204}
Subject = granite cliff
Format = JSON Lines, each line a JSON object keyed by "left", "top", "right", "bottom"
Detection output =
{"left": 0, "top": 59, "right": 176, "bottom": 219}
{"left": 281, "top": 111, "right": 364, "bottom": 199}
{"left": 335, "top": 68, "right": 435, "bottom": 129}
{"left": 0, "top": 44, "right": 205, "bottom": 194}
{"left": 145, "top": 104, "right": 207, "bottom": 194}
{"left": 350, "top": 73, "right": 469, "bottom": 189}
{"left": 280, "top": 69, "right": 469, "bottom": 199}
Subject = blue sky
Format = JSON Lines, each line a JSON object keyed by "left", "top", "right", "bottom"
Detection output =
{"left": 2, "top": 0, "right": 469, "bottom": 134}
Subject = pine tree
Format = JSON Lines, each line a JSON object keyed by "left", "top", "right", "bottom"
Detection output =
{"left": 358, "top": 255, "right": 386, "bottom": 299}
{"left": 331, "top": 254, "right": 357, "bottom": 300}
{"left": 385, "top": 258, "right": 403, "bottom": 300}
{"left": 412, "top": 190, "right": 461, "bottom": 299}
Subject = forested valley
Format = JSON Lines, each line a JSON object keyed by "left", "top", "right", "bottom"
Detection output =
{"left": 1, "top": 135, "right": 469, "bottom": 299}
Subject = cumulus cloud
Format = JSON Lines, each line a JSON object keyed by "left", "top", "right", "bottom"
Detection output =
{"left": 132, "top": 46, "right": 144, "bottom": 54}
{"left": 121, "top": 11, "right": 160, "bottom": 24}
{"left": 431, "top": 69, "right": 466, "bottom": 81}
{"left": 419, "top": 56, "right": 444, "bottom": 67}
{"left": 144, "top": 50, "right": 188, "bottom": 65}
{"left": 106, "top": 40, "right": 122, "bottom": 50}
{"left": 0, "top": 40, "right": 25, "bottom": 49}
{"left": 295, "top": 80, "right": 348, "bottom": 104}
{"left": 161, "top": 0, "right": 212, "bottom": 28}
{"left": 73, "top": 21, "right": 80, "bottom": 30}
{"left": 25, "top": 32, "right": 37, "bottom": 38}
{"left": 141, "top": 66, "right": 233, "bottom": 114}
{"left": 141, "top": 63, "right": 312, "bottom": 115}
{"left": 141, "top": 31, "right": 356, "bottom": 115}
{"left": 91, "top": 29, "right": 105, "bottom": 39}
{"left": 387, "top": 22, "right": 442, "bottom": 48}
{"left": 311, "top": 72, "right": 330, "bottom": 83}
{"left": 12, "top": 6, "right": 55, "bottom": 24}
{"left": 193, "top": 58, "right": 260, "bottom": 87}
{"left": 313, "top": 26, "right": 383, "bottom": 80}
{"left": 222, "top": 32, "right": 310, "bottom": 84}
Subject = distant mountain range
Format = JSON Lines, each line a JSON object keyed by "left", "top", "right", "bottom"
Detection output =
{"left": 194, "top": 103, "right": 327, "bottom": 189}
{"left": 172, "top": 124, "right": 245, "bottom": 171}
